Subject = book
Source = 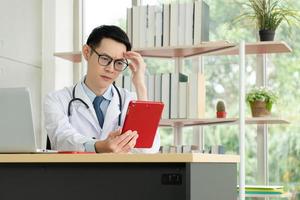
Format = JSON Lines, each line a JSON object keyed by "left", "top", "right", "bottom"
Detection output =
{"left": 139, "top": 5, "right": 147, "bottom": 48}
{"left": 154, "top": 73, "right": 162, "bottom": 102}
{"left": 147, "top": 74, "right": 155, "bottom": 101}
{"left": 187, "top": 73, "right": 205, "bottom": 118}
{"left": 132, "top": 6, "right": 140, "bottom": 48}
{"left": 146, "top": 5, "right": 156, "bottom": 48}
{"left": 123, "top": 75, "right": 132, "bottom": 91}
{"left": 193, "top": 0, "right": 210, "bottom": 45}
{"left": 170, "top": 2, "right": 179, "bottom": 47}
{"left": 114, "top": 74, "right": 123, "bottom": 88}
{"left": 170, "top": 73, "right": 179, "bottom": 118}
{"left": 155, "top": 6, "right": 163, "bottom": 47}
{"left": 161, "top": 73, "right": 171, "bottom": 119}
{"left": 178, "top": 3, "right": 186, "bottom": 46}
{"left": 126, "top": 8, "right": 132, "bottom": 43}
{"left": 162, "top": 4, "right": 170, "bottom": 47}
{"left": 185, "top": 2, "right": 194, "bottom": 46}
{"left": 237, "top": 185, "right": 284, "bottom": 195}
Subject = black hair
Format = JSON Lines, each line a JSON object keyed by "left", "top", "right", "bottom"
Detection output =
{"left": 86, "top": 25, "right": 131, "bottom": 51}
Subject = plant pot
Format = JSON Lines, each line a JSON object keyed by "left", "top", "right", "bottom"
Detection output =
{"left": 216, "top": 111, "right": 227, "bottom": 118}
{"left": 259, "top": 30, "right": 275, "bottom": 41}
{"left": 250, "top": 101, "right": 271, "bottom": 117}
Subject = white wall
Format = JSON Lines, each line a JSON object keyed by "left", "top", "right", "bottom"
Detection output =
{"left": 41, "top": 0, "right": 74, "bottom": 148}
{"left": 0, "top": 0, "right": 75, "bottom": 148}
{"left": 0, "top": 0, "right": 42, "bottom": 145}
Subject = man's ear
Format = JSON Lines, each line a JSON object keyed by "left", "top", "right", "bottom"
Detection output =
{"left": 82, "top": 44, "right": 91, "bottom": 61}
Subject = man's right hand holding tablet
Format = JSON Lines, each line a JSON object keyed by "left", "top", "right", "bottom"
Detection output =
{"left": 94, "top": 129, "right": 138, "bottom": 153}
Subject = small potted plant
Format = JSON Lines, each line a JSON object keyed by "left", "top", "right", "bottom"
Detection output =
{"left": 216, "top": 100, "right": 227, "bottom": 118}
{"left": 246, "top": 87, "right": 278, "bottom": 117}
{"left": 234, "top": 0, "right": 300, "bottom": 41}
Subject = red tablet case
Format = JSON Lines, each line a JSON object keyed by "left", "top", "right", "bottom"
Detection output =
{"left": 121, "top": 100, "right": 164, "bottom": 148}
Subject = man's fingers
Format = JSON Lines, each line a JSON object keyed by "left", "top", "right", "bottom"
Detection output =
{"left": 109, "top": 128, "right": 122, "bottom": 138}
{"left": 117, "top": 131, "right": 136, "bottom": 147}
{"left": 121, "top": 131, "right": 139, "bottom": 151}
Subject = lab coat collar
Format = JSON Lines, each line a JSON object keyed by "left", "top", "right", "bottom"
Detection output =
{"left": 74, "top": 82, "right": 100, "bottom": 132}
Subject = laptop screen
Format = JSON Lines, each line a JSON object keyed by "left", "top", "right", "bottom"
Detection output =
{"left": 0, "top": 87, "right": 37, "bottom": 152}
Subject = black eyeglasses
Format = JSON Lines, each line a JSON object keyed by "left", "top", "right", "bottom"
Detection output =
{"left": 90, "top": 47, "right": 129, "bottom": 72}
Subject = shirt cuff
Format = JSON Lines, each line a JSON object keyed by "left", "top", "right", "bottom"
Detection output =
{"left": 84, "top": 140, "right": 96, "bottom": 152}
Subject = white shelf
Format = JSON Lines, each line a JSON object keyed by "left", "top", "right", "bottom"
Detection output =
{"left": 245, "top": 117, "right": 289, "bottom": 124}
{"left": 53, "top": 41, "right": 292, "bottom": 62}
{"left": 159, "top": 118, "right": 237, "bottom": 127}
{"left": 159, "top": 117, "right": 289, "bottom": 127}
{"left": 210, "top": 41, "right": 292, "bottom": 56}
{"left": 54, "top": 51, "right": 81, "bottom": 63}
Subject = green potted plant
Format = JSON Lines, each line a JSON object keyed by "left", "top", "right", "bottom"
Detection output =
{"left": 234, "top": 0, "right": 300, "bottom": 41}
{"left": 216, "top": 100, "right": 227, "bottom": 118}
{"left": 246, "top": 87, "right": 278, "bottom": 117}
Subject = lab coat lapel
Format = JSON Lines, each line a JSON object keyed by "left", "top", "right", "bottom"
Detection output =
{"left": 102, "top": 87, "right": 121, "bottom": 136}
{"left": 75, "top": 83, "right": 100, "bottom": 131}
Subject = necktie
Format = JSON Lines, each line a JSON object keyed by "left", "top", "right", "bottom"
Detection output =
{"left": 93, "top": 96, "right": 104, "bottom": 128}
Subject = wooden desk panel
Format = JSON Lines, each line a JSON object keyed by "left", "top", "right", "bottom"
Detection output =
{"left": 0, "top": 153, "right": 239, "bottom": 163}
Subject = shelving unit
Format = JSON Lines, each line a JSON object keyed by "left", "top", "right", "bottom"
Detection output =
{"left": 54, "top": 40, "right": 292, "bottom": 200}
{"left": 159, "top": 117, "right": 289, "bottom": 148}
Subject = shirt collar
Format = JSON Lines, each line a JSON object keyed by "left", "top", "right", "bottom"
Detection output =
{"left": 81, "top": 79, "right": 113, "bottom": 102}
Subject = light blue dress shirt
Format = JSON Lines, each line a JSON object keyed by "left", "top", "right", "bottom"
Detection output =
{"left": 82, "top": 82, "right": 113, "bottom": 152}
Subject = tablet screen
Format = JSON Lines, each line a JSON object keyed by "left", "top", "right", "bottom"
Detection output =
{"left": 121, "top": 100, "right": 164, "bottom": 148}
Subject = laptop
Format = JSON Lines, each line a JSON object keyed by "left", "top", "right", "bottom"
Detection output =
{"left": 0, "top": 87, "right": 56, "bottom": 153}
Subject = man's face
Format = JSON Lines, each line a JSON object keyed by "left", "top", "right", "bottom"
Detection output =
{"left": 85, "top": 38, "right": 127, "bottom": 89}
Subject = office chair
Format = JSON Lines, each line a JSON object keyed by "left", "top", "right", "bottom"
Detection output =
{"left": 46, "top": 135, "right": 51, "bottom": 150}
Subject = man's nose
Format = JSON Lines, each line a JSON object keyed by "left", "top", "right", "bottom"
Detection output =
{"left": 104, "top": 61, "right": 115, "bottom": 72}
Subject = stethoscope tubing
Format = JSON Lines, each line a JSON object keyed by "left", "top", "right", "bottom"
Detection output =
{"left": 67, "top": 82, "right": 122, "bottom": 126}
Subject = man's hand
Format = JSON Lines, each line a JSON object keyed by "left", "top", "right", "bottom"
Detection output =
{"left": 124, "top": 51, "right": 148, "bottom": 100}
{"left": 94, "top": 129, "right": 138, "bottom": 153}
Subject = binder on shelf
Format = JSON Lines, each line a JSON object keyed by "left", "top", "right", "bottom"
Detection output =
{"left": 162, "top": 3, "right": 170, "bottom": 47}
{"left": 178, "top": 3, "right": 186, "bottom": 46}
{"left": 187, "top": 73, "right": 205, "bottom": 118}
{"left": 126, "top": 8, "right": 132, "bottom": 43}
{"left": 114, "top": 75, "right": 123, "bottom": 88}
{"left": 154, "top": 73, "right": 162, "bottom": 102}
{"left": 170, "top": 73, "right": 179, "bottom": 118}
{"left": 185, "top": 2, "right": 193, "bottom": 46}
{"left": 194, "top": 0, "right": 210, "bottom": 45}
{"left": 139, "top": 5, "right": 147, "bottom": 48}
{"left": 161, "top": 73, "right": 171, "bottom": 119}
{"left": 132, "top": 6, "right": 140, "bottom": 48}
{"left": 147, "top": 74, "right": 155, "bottom": 101}
{"left": 155, "top": 6, "right": 163, "bottom": 47}
{"left": 123, "top": 76, "right": 132, "bottom": 91}
{"left": 146, "top": 5, "right": 156, "bottom": 48}
{"left": 179, "top": 81, "right": 187, "bottom": 118}
{"left": 170, "top": 2, "right": 179, "bottom": 47}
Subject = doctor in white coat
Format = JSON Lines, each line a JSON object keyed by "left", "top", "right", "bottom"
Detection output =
{"left": 44, "top": 25, "right": 160, "bottom": 153}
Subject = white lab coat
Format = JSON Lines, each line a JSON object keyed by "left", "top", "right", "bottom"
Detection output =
{"left": 44, "top": 82, "right": 160, "bottom": 153}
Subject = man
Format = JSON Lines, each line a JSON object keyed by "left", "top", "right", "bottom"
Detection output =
{"left": 44, "top": 25, "right": 160, "bottom": 153}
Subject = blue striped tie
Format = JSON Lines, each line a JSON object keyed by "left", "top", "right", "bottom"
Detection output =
{"left": 93, "top": 96, "right": 104, "bottom": 128}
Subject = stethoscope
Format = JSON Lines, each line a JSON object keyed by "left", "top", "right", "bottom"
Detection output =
{"left": 67, "top": 82, "right": 123, "bottom": 126}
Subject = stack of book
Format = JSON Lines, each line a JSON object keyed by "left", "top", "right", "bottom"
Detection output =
{"left": 237, "top": 185, "right": 284, "bottom": 196}
{"left": 127, "top": 0, "right": 209, "bottom": 49}
{"left": 115, "top": 72, "right": 205, "bottom": 120}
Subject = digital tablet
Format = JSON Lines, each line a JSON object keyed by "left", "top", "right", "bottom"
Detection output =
{"left": 121, "top": 100, "right": 164, "bottom": 148}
